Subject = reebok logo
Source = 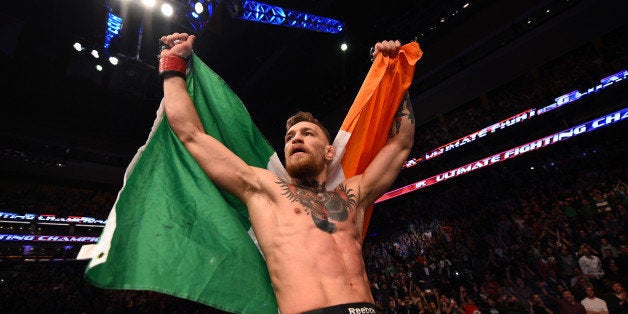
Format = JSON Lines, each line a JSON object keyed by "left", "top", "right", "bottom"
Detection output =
{"left": 347, "top": 307, "right": 376, "bottom": 314}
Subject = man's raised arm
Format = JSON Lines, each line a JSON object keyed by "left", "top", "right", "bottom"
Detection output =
{"left": 359, "top": 90, "right": 415, "bottom": 206}
{"left": 160, "top": 33, "right": 261, "bottom": 200}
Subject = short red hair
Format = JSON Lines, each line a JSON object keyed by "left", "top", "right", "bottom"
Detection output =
{"left": 285, "top": 111, "right": 331, "bottom": 144}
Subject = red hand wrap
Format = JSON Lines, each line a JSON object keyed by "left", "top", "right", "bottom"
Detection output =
{"left": 159, "top": 55, "right": 187, "bottom": 79}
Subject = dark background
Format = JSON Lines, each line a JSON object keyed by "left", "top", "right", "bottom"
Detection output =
{"left": 0, "top": 2, "right": 627, "bottom": 312}
{"left": 1, "top": 0, "right": 627, "bottom": 189}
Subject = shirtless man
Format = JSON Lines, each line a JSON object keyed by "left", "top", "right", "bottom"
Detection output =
{"left": 159, "top": 32, "right": 415, "bottom": 314}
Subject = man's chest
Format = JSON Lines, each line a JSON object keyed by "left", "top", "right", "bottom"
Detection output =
{"left": 271, "top": 180, "right": 361, "bottom": 234}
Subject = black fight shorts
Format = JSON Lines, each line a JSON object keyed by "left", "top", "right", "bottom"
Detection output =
{"left": 302, "top": 302, "right": 381, "bottom": 314}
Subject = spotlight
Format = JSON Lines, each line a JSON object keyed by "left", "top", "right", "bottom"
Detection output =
{"left": 340, "top": 43, "right": 347, "bottom": 51}
{"left": 108, "top": 56, "right": 119, "bottom": 65}
{"left": 141, "top": 0, "right": 156, "bottom": 8}
{"left": 73, "top": 42, "right": 84, "bottom": 51}
{"left": 91, "top": 49, "right": 99, "bottom": 58}
{"left": 161, "top": 3, "right": 174, "bottom": 16}
{"left": 195, "top": 1, "right": 204, "bottom": 14}
{"left": 96, "top": 64, "right": 103, "bottom": 71}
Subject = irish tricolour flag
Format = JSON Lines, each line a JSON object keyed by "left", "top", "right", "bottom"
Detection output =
{"left": 83, "top": 42, "right": 421, "bottom": 313}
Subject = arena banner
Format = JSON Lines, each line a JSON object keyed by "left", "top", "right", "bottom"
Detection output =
{"left": 378, "top": 107, "right": 627, "bottom": 202}
{"left": 0, "top": 234, "right": 99, "bottom": 242}
{"left": 403, "top": 69, "right": 627, "bottom": 169}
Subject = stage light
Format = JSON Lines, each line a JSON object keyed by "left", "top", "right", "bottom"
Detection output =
{"left": 185, "top": 0, "right": 215, "bottom": 31}
{"left": 73, "top": 42, "right": 84, "bottom": 51}
{"left": 109, "top": 56, "right": 119, "bottom": 65}
{"left": 239, "top": 0, "right": 344, "bottom": 34}
{"left": 194, "top": 1, "right": 204, "bottom": 14}
{"left": 340, "top": 43, "right": 347, "bottom": 51}
{"left": 161, "top": 3, "right": 174, "bottom": 16}
{"left": 91, "top": 49, "right": 99, "bottom": 58}
{"left": 141, "top": 0, "right": 156, "bottom": 8}
{"left": 96, "top": 64, "right": 103, "bottom": 71}
{"left": 463, "top": 3, "right": 470, "bottom": 9}
{"left": 104, "top": 12, "right": 123, "bottom": 50}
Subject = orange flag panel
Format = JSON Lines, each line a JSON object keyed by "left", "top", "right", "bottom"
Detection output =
{"left": 338, "top": 41, "right": 423, "bottom": 239}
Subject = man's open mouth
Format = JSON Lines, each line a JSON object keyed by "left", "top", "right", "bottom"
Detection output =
{"left": 291, "top": 147, "right": 306, "bottom": 156}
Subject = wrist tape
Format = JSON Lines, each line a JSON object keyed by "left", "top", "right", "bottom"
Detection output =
{"left": 159, "top": 55, "right": 187, "bottom": 79}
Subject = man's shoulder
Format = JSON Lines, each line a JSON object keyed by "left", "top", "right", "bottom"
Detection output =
{"left": 341, "top": 174, "right": 363, "bottom": 186}
{"left": 329, "top": 176, "right": 362, "bottom": 196}
{"left": 244, "top": 167, "right": 291, "bottom": 198}
{"left": 251, "top": 166, "right": 284, "bottom": 181}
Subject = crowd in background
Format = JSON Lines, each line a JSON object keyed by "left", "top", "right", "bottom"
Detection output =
{"left": 1, "top": 22, "right": 627, "bottom": 314}
{"left": 364, "top": 141, "right": 627, "bottom": 313}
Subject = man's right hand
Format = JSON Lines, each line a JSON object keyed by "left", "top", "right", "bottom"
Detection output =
{"left": 159, "top": 33, "right": 195, "bottom": 59}
{"left": 371, "top": 40, "right": 401, "bottom": 60}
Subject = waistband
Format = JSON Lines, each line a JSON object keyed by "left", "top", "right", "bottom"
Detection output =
{"left": 302, "top": 302, "right": 381, "bottom": 314}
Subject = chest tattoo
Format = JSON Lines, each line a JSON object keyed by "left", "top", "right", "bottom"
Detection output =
{"left": 276, "top": 179, "right": 357, "bottom": 234}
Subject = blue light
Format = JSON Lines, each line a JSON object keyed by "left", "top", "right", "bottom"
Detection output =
{"left": 185, "top": 0, "right": 214, "bottom": 32}
{"left": 104, "top": 12, "right": 123, "bottom": 51}
{"left": 239, "top": 0, "right": 344, "bottom": 34}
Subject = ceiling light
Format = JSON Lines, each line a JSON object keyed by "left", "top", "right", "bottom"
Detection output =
{"left": 96, "top": 64, "right": 103, "bottom": 71}
{"left": 108, "top": 56, "right": 119, "bottom": 65}
{"left": 142, "top": 0, "right": 156, "bottom": 8}
{"left": 195, "top": 2, "right": 204, "bottom": 14}
{"left": 161, "top": 3, "right": 174, "bottom": 16}
{"left": 91, "top": 49, "right": 99, "bottom": 58}
{"left": 340, "top": 43, "right": 347, "bottom": 51}
{"left": 73, "top": 42, "right": 84, "bottom": 51}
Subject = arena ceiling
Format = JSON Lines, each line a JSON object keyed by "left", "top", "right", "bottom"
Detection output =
{"left": 1, "top": 0, "right": 626, "bottom": 186}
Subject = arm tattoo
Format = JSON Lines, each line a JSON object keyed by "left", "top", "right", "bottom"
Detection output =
{"left": 276, "top": 179, "right": 357, "bottom": 234}
{"left": 389, "top": 92, "right": 415, "bottom": 138}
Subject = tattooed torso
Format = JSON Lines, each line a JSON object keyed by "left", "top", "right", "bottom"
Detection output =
{"left": 275, "top": 178, "right": 357, "bottom": 234}
{"left": 243, "top": 171, "right": 373, "bottom": 313}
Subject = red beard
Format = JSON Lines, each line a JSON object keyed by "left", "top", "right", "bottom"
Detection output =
{"left": 285, "top": 153, "right": 325, "bottom": 179}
